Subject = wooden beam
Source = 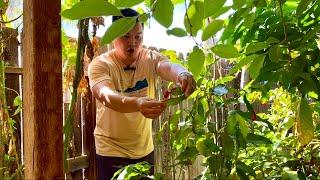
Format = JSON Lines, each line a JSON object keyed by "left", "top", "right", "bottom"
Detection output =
{"left": 67, "top": 155, "right": 89, "bottom": 172}
{"left": 5, "top": 66, "right": 23, "bottom": 74}
{"left": 23, "top": 0, "right": 63, "bottom": 179}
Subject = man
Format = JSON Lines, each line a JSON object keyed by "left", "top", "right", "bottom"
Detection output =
{"left": 88, "top": 8, "right": 196, "bottom": 180}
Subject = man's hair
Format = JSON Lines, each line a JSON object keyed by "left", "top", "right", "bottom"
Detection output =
{"left": 112, "top": 8, "right": 140, "bottom": 22}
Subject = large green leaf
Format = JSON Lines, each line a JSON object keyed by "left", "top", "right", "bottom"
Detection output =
{"left": 211, "top": 44, "right": 240, "bottom": 58}
{"left": 101, "top": 17, "right": 136, "bottom": 44}
{"left": 187, "top": 47, "right": 205, "bottom": 79}
{"left": 153, "top": 0, "right": 174, "bottom": 28}
{"left": 114, "top": 0, "right": 144, "bottom": 7}
{"left": 233, "top": 0, "right": 246, "bottom": 9}
{"left": 204, "top": 0, "right": 226, "bottom": 18}
{"left": 211, "top": 6, "right": 231, "bottom": 18}
{"left": 166, "top": 27, "right": 188, "bottom": 37}
{"left": 248, "top": 54, "right": 266, "bottom": 79}
{"left": 228, "top": 55, "right": 255, "bottom": 74}
{"left": 268, "top": 44, "right": 281, "bottom": 62}
{"left": 245, "top": 41, "right": 269, "bottom": 54}
{"left": 243, "top": 13, "right": 255, "bottom": 29}
{"left": 226, "top": 112, "right": 249, "bottom": 138}
{"left": 61, "top": 0, "right": 121, "bottom": 20}
{"left": 202, "top": 19, "right": 224, "bottom": 41}
{"left": 296, "top": 0, "right": 312, "bottom": 16}
{"left": 184, "top": 0, "right": 204, "bottom": 36}
{"left": 236, "top": 161, "right": 256, "bottom": 178}
{"left": 246, "top": 133, "right": 272, "bottom": 145}
{"left": 296, "top": 98, "right": 314, "bottom": 146}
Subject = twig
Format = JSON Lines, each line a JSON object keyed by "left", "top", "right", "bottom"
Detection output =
{"left": 0, "top": 14, "right": 22, "bottom": 24}
{"left": 184, "top": 0, "right": 201, "bottom": 47}
{"left": 277, "top": 0, "right": 292, "bottom": 62}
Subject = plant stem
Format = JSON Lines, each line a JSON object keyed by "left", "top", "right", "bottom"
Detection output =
{"left": 63, "top": 18, "right": 88, "bottom": 171}
{"left": 0, "top": 14, "right": 22, "bottom": 24}
{"left": 277, "top": 0, "right": 292, "bottom": 63}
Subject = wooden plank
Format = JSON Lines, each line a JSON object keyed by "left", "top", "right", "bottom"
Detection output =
{"left": 4, "top": 67, "right": 23, "bottom": 74}
{"left": 67, "top": 155, "right": 89, "bottom": 172}
{"left": 22, "top": 0, "right": 63, "bottom": 179}
{"left": 83, "top": 77, "right": 97, "bottom": 180}
{"left": 71, "top": 96, "right": 83, "bottom": 179}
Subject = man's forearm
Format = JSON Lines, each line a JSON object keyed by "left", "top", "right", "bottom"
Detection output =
{"left": 94, "top": 86, "right": 139, "bottom": 113}
{"left": 159, "top": 62, "right": 189, "bottom": 83}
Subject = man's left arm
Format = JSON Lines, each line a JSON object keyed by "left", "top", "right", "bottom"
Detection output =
{"left": 157, "top": 61, "right": 196, "bottom": 97}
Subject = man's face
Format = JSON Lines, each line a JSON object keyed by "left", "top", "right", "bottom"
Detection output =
{"left": 113, "top": 22, "right": 143, "bottom": 58}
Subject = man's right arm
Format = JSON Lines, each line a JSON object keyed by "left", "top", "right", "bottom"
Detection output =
{"left": 91, "top": 80, "right": 166, "bottom": 119}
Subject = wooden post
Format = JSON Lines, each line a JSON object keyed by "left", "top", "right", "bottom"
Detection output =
{"left": 22, "top": 0, "right": 63, "bottom": 179}
{"left": 83, "top": 78, "right": 96, "bottom": 180}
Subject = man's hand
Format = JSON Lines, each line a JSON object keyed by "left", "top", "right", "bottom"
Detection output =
{"left": 136, "top": 97, "right": 166, "bottom": 119}
{"left": 176, "top": 72, "right": 196, "bottom": 97}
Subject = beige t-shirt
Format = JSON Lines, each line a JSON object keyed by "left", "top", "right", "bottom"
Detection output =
{"left": 88, "top": 48, "right": 167, "bottom": 158}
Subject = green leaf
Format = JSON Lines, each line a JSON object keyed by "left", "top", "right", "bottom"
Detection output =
{"left": 187, "top": 47, "right": 205, "bottom": 79}
{"left": 248, "top": 54, "right": 266, "bottom": 79}
{"left": 237, "top": 114, "right": 249, "bottom": 138}
{"left": 13, "top": 107, "right": 22, "bottom": 116}
{"left": 246, "top": 133, "right": 272, "bottom": 145}
{"left": 296, "top": 0, "right": 312, "bottom": 16}
{"left": 202, "top": 19, "right": 224, "bottom": 41}
{"left": 211, "top": 44, "right": 240, "bottom": 58}
{"left": 282, "top": 170, "right": 298, "bottom": 180}
{"left": 204, "top": 0, "right": 226, "bottom": 18}
{"left": 184, "top": 0, "right": 204, "bottom": 36}
{"left": 170, "top": 111, "right": 181, "bottom": 132}
{"left": 101, "top": 17, "right": 136, "bottom": 44}
{"left": 114, "top": 0, "right": 144, "bottom": 7}
{"left": 268, "top": 44, "right": 281, "bottom": 62}
{"left": 13, "top": 96, "right": 22, "bottom": 107}
{"left": 138, "top": 13, "right": 149, "bottom": 23}
{"left": 237, "top": 161, "right": 256, "bottom": 178}
{"left": 228, "top": 55, "right": 255, "bottom": 74}
{"left": 221, "top": 132, "right": 234, "bottom": 158}
{"left": 61, "top": 0, "right": 121, "bottom": 20}
{"left": 233, "top": 0, "right": 246, "bottom": 9}
{"left": 172, "top": 0, "right": 184, "bottom": 4}
{"left": 255, "top": 116, "right": 274, "bottom": 131}
{"left": 166, "top": 95, "right": 186, "bottom": 106}
{"left": 245, "top": 41, "right": 269, "bottom": 54}
{"left": 166, "top": 28, "right": 188, "bottom": 37}
{"left": 226, "top": 112, "right": 249, "bottom": 137}
{"left": 296, "top": 98, "right": 314, "bottom": 146}
{"left": 243, "top": 13, "right": 255, "bottom": 29}
{"left": 153, "top": 0, "right": 174, "bottom": 28}
{"left": 211, "top": 6, "right": 231, "bottom": 18}
{"left": 0, "top": 0, "right": 4, "bottom": 8}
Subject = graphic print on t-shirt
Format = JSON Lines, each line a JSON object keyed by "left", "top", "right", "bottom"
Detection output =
{"left": 124, "top": 78, "right": 148, "bottom": 93}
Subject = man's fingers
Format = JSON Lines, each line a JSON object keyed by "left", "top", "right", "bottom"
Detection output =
{"left": 143, "top": 101, "right": 166, "bottom": 108}
{"left": 180, "top": 77, "right": 188, "bottom": 92}
{"left": 142, "top": 107, "right": 164, "bottom": 115}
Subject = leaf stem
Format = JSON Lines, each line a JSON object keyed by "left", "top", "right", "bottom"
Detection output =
{"left": 277, "top": 0, "right": 292, "bottom": 63}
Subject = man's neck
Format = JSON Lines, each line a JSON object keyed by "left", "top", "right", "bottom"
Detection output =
{"left": 114, "top": 50, "right": 137, "bottom": 66}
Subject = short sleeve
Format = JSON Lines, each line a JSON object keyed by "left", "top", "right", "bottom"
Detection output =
{"left": 88, "top": 56, "right": 113, "bottom": 88}
{"left": 148, "top": 50, "right": 169, "bottom": 75}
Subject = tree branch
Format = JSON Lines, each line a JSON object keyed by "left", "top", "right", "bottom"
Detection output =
{"left": 0, "top": 14, "right": 22, "bottom": 24}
